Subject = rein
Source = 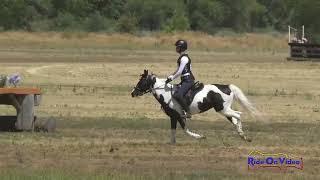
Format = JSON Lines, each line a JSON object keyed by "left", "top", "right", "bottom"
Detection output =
{"left": 150, "top": 83, "right": 174, "bottom": 105}
{"left": 148, "top": 84, "right": 166, "bottom": 94}
{"left": 134, "top": 83, "right": 172, "bottom": 95}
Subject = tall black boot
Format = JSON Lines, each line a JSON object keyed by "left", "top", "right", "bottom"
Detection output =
{"left": 179, "top": 98, "right": 191, "bottom": 119}
{"left": 173, "top": 93, "right": 191, "bottom": 119}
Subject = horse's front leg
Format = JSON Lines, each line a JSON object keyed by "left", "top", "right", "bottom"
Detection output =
{"left": 177, "top": 117, "right": 205, "bottom": 140}
{"left": 170, "top": 117, "right": 177, "bottom": 144}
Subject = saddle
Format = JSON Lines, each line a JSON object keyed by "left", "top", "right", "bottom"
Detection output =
{"left": 177, "top": 81, "right": 204, "bottom": 106}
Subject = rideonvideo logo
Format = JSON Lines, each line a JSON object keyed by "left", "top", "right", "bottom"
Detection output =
{"left": 248, "top": 150, "right": 303, "bottom": 171}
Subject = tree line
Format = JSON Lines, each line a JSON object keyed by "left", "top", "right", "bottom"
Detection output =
{"left": 0, "top": 0, "right": 319, "bottom": 42}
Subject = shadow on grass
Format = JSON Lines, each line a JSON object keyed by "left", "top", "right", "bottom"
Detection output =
{"left": 0, "top": 116, "right": 19, "bottom": 132}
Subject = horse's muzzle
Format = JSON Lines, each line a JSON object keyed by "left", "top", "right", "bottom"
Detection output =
{"left": 131, "top": 88, "right": 138, "bottom": 97}
{"left": 131, "top": 90, "right": 135, "bottom": 97}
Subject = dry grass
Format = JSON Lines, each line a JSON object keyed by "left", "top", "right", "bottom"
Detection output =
{"left": 0, "top": 32, "right": 319, "bottom": 179}
{"left": 0, "top": 31, "right": 287, "bottom": 51}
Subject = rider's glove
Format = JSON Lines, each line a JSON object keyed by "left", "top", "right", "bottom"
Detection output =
{"left": 166, "top": 75, "right": 174, "bottom": 84}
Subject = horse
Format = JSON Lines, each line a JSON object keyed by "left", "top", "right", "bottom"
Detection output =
{"left": 131, "top": 70, "right": 259, "bottom": 144}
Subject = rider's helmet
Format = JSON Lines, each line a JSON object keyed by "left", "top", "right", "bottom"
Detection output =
{"left": 175, "top": 40, "right": 187, "bottom": 52}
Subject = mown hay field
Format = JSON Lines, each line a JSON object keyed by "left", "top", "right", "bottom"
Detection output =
{"left": 0, "top": 32, "right": 319, "bottom": 179}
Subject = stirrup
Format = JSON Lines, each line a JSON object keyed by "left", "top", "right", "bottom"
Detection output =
{"left": 181, "top": 110, "right": 192, "bottom": 119}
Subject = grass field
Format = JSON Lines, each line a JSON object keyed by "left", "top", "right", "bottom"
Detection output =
{"left": 0, "top": 32, "right": 319, "bottom": 179}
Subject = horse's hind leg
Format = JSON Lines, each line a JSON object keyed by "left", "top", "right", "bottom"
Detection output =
{"left": 221, "top": 108, "right": 241, "bottom": 120}
{"left": 221, "top": 109, "right": 251, "bottom": 142}
{"left": 237, "top": 118, "right": 251, "bottom": 142}
{"left": 226, "top": 116, "right": 250, "bottom": 142}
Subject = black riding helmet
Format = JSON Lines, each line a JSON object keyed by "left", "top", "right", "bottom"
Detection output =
{"left": 175, "top": 40, "right": 187, "bottom": 52}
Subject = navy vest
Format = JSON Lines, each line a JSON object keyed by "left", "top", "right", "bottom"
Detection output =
{"left": 177, "top": 54, "right": 195, "bottom": 81}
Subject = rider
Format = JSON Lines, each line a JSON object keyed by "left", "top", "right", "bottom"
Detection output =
{"left": 166, "top": 40, "right": 195, "bottom": 118}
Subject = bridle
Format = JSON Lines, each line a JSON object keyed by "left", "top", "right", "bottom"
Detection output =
{"left": 133, "top": 84, "right": 166, "bottom": 96}
{"left": 133, "top": 86, "right": 151, "bottom": 96}
{"left": 133, "top": 78, "right": 172, "bottom": 96}
{"left": 133, "top": 76, "right": 174, "bottom": 106}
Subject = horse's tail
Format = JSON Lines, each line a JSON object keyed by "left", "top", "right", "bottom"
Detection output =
{"left": 229, "top": 84, "right": 260, "bottom": 117}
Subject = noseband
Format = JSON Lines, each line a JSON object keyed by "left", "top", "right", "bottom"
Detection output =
{"left": 133, "top": 86, "right": 152, "bottom": 96}
{"left": 134, "top": 82, "right": 169, "bottom": 96}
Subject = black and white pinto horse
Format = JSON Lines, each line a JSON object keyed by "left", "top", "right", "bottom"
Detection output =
{"left": 131, "top": 70, "right": 259, "bottom": 144}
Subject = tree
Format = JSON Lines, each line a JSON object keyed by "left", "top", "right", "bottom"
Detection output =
{"left": 163, "top": 11, "right": 190, "bottom": 32}
{"left": 90, "top": 0, "right": 126, "bottom": 20}
{"left": 186, "top": 0, "right": 226, "bottom": 33}
{"left": 293, "top": 0, "right": 320, "bottom": 42}
{"left": 116, "top": 15, "right": 138, "bottom": 33}
{"left": 0, "top": 0, "right": 39, "bottom": 30}
{"left": 0, "top": 0, "right": 318, "bottom": 35}
{"left": 127, "top": 0, "right": 185, "bottom": 31}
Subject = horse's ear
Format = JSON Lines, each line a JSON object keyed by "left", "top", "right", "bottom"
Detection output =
{"left": 144, "top": 69, "right": 148, "bottom": 76}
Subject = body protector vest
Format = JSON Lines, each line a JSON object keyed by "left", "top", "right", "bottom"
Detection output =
{"left": 177, "top": 54, "right": 195, "bottom": 81}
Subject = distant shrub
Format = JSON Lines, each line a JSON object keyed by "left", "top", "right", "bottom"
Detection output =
{"left": 116, "top": 15, "right": 138, "bottom": 33}
{"left": 163, "top": 12, "right": 190, "bottom": 33}
{"left": 30, "top": 19, "right": 52, "bottom": 32}
{"left": 84, "top": 11, "right": 115, "bottom": 32}
{"left": 53, "top": 12, "right": 80, "bottom": 31}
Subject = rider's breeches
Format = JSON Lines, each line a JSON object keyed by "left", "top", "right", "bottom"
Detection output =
{"left": 173, "top": 79, "right": 194, "bottom": 111}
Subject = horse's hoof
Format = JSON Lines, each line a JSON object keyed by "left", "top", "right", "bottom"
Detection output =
{"left": 247, "top": 138, "right": 252, "bottom": 142}
{"left": 200, "top": 136, "right": 206, "bottom": 140}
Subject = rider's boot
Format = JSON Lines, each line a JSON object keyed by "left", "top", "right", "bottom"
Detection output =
{"left": 173, "top": 93, "right": 192, "bottom": 119}
{"left": 180, "top": 99, "right": 191, "bottom": 119}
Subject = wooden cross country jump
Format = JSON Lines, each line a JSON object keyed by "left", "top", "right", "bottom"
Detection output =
{"left": 0, "top": 87, "right": 41, "bottom": 131}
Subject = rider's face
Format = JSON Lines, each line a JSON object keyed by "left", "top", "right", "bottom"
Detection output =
{"left": 176, "top": 46, "right": 181, "bottom": 53}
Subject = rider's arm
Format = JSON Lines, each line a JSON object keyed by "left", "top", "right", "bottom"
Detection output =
{"left": 171, "top": 56, "right": 189, "bottom": 80}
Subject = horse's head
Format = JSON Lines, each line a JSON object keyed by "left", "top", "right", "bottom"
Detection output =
{"left": 131, "top": 70, "right": 156, "bottom": 97}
